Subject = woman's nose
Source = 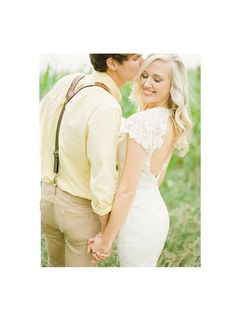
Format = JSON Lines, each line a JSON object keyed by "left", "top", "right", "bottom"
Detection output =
{"left": 143, "top": 77, "right": 152, "bottom": 88}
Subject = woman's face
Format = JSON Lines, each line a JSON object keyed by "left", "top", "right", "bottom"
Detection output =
{"left": 139, "top": 59, "right": 171, "bottom": 107}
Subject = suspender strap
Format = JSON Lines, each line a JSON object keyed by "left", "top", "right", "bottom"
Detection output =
{"left": 53, "top": 74, "right": 111, "bottom": 179}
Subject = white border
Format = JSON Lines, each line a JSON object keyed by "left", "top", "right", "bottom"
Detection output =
{"left": 1, "top": 0, "right": 235, "bottom": 308}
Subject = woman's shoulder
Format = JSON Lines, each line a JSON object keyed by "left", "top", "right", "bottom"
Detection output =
{"left": 126, "top": 107, "right": 171, "bottom": 129}
{"left": 121, "top": 107, "right": 172, "bottom": 151}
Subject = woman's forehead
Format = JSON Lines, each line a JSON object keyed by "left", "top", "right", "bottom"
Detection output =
{"left": 146, "top": 59, "right": 171, "bottom": 76}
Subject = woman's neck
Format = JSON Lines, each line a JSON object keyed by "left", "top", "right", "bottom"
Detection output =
{"left": 144, "top": 101, "right": 169, "bottom": 110}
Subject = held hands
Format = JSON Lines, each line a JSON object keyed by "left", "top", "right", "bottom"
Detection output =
{"left": 87, "top": 232, "right": 112, "bottom": 263}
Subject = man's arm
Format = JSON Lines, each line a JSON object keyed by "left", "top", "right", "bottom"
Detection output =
{"left": 87, "top": 102, "right": 121, "bottom": 231}
{"left": 98, "top": 213, "right": 110, "bottom": 233}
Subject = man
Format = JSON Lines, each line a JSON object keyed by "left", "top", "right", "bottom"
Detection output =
{"left": 40, "top": 54, "right": 143, "bottom": 267}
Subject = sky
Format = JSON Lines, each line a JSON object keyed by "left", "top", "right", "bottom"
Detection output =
{"left": 40, "top": 53, "right": 200, "bottom": 72}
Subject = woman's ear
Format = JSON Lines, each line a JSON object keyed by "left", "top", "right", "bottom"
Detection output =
{"left": 106, "top": 57, "right": 117, "bottom": 72}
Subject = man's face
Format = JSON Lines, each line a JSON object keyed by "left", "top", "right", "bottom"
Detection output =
{"left": 116, "top": 54, "right": 144, "bottom": 84}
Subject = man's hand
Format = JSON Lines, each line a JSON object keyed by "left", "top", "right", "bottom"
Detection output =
{"left": 87, "top": 233, "right": 112, "bottom": 263}
{"left": 87, "top": 232, "right": 102, "bottom": 255}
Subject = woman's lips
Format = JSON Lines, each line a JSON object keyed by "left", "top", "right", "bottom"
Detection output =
{"left": 143, "top": 89, "right": 155, "bottom": 96}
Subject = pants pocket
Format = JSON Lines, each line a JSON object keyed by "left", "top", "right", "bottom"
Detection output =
{"left": 40, "top": 199, "right": 55, "bottom": 227}
{"left": 61, "top": 209, "right": 97, "bottom": 244}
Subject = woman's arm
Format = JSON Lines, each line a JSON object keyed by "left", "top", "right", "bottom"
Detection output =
{"left": 91, "top": 137, "right": 146, "bottom": 254}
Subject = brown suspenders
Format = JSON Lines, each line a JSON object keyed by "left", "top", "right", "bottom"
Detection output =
{"left": 53, "top": 74, "right": 111, "bottom": 181}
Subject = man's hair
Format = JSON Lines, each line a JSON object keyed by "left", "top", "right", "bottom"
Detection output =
{"left": 89, "top": 54, "right": 133, "bottom": 72}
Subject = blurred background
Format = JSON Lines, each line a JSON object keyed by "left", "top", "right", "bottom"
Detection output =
{"left": 40, "top": 53, "right": 200, "bottom": 73}
{"left": 40, "top": 54, "right": 200, "bottom": 267}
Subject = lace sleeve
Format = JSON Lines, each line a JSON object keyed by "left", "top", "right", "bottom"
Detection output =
{"left": 121, "top": 108, "right": 169, "bottom": 152}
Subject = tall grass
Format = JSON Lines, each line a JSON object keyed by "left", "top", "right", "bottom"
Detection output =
{"left": 40, "top": 65, "right": 201, "bottom": 267}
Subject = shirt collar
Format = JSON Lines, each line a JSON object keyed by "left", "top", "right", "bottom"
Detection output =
{"left": 91, "top": 71, "right": 122, "bottom": 102}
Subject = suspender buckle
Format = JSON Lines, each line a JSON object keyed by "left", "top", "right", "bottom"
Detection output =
{"left": 53, "top": 150, "right": 59, "bottom": 174}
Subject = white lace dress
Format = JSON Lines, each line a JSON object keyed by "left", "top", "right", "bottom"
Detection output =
{"left": 116, "top": 107, "right": 171, "bottom": 267}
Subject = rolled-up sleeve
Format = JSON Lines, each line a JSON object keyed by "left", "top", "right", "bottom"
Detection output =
{"left": 87, "top": 103, "right": 121, "bottom": 216}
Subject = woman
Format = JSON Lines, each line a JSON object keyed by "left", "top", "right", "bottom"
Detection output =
{"left": 88, "top": 54, "right": 192, "bottom": 266}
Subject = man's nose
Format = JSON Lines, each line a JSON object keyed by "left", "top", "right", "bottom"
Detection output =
{"left": 139, "top": 56, "right": 144, "bottom": 66}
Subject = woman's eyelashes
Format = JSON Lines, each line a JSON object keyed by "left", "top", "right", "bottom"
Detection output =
{"left": 141, "top": 72, "right": 161, "bottom": 83}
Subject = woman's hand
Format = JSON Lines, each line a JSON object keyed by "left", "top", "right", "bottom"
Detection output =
{"left": 87, "top": 233, "right": 112, "bottom": 262}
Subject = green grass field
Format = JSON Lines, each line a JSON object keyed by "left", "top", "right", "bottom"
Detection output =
{"left": 40, "top": 64, "right": 200, "bottom": 267}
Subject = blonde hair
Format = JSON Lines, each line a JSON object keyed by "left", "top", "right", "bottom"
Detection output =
{"left": 130, "top": 54, "right": 192, "bottom": 156}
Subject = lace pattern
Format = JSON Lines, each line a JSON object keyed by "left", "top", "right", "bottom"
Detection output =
{"left": 121, "top": 107, "right": 170, "bottom": 152}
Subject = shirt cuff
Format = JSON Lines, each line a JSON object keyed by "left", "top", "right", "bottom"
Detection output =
{"left": 91, "top": 200, "right": 112, "bottom": 216}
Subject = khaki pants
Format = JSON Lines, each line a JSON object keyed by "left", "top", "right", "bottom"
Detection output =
{"left": 40, "top": 182, "right": 100, "bottom": 267}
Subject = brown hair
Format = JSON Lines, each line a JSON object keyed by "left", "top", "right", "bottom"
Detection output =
{"left": 89, "top": 54, "right": 134, "bottom": 72}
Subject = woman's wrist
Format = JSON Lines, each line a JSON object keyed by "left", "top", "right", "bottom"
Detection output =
{"left": 101, "top": 235, "right": 113, "bottom": 252}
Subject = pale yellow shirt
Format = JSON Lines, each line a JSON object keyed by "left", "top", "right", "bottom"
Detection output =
{"left": 40, "top": 71, "right": 122, "bottom": 216}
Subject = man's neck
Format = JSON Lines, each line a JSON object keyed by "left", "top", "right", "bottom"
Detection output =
{"left": 105, "top": 71, "right": 124, "bottom": 88}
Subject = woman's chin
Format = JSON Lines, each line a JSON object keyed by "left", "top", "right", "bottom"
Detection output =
{"left": 142, "top": 98, "right": 155, "bottom": 105}
{"left": 141, "top": 95, "right": 153, "bottom": 104}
